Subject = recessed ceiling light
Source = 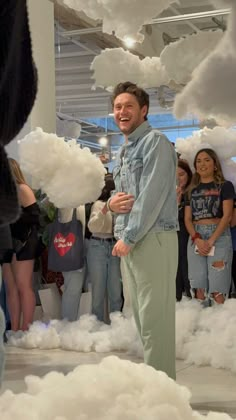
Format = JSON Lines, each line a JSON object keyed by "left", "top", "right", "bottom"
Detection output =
{"left": 123, "top": 37, "right": 136, "bottom": 48}
{"left": 98, "top": 136, "right": 108, "bottom": 147}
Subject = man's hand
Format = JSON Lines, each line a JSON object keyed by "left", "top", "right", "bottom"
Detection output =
{"left": 109, "top": 192, "right": 134, "bottom": 213}
{"left": 112, "top": 239, "right": 132, "bottom": 257}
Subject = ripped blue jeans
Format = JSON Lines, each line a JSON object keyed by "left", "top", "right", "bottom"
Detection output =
{"left": 187, "top": 225, "right": 232, "bottom": 295}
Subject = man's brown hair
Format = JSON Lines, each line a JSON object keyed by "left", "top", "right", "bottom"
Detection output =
{"left": 111, "top": 82, "right": 149, "bottom": 120}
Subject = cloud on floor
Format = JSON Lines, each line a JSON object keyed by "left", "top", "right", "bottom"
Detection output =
{"left": 0, "top": 355, "right": 233, "bottom": 420}
{"left": 8, "top": 300, "right": 236, "bottom": 374}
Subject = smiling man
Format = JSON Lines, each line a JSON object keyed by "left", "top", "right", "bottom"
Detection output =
{"left": 108, "top": 82, "right": 179, "bottom": 379}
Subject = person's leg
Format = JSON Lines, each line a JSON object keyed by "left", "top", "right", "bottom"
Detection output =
{"left": 176, "top": 232, "right": 184, "bottom": 301}
{"left": 0, "top": 266, "right": 5, "bottom": 387}
{"left": 2, "top": 262, "right": 21, "bottom": 330}
{"left": 121, "top": 256, "right": 141, "bottom": 334}
{"left": 107, "top": 243, "right": 123, "bottom": 315}
{"left": 62, "top": 269, "right": 84, "bottom": 321}
{"left": 87, "top": 239, "right": 107, "bottom": 322}
{"left": 11, "top": 256, "right": 35, "bottom": 330}
{"left": 187, "top": 235, "right": 208, "bottom": 301}
{"left": 82, "top": 238, "right": 90, "bottom": 292}
{"left": 208, "top": 230, "right": 233, "bottom": 304}
{"left": 176, "top": 257, "right": 183, "bottom": 301}
{"left": 231, "top": 250, "right": 236, "bottom": 295}
{"left": 182, "top": 253, "right": 192, "bottom": 298}
{"left": 129, "top": 231, "right": 178, "bottom": 379}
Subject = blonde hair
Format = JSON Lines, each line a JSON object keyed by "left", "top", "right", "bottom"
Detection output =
{"left": 189, "top": 148, "right": 225, "bottom": 196}
{"left": 8, "top": 158, "right": 27, "bottom": 185}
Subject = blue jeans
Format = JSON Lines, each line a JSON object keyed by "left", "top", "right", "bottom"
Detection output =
{"left": 62, "top": 269, "right": 84, "bottom": 321}
{"left": 0, "top": 267, "right": 5, "bottom": 386}
{"left": 188, "top": 225, "right": 232, "bottom": 295}
{"left": 87, "top": 238, "right": 123, "bottom": 322}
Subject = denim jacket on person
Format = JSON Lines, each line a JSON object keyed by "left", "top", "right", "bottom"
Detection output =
{"left": 113, "top": 121, "right": 179, "bottom": 246}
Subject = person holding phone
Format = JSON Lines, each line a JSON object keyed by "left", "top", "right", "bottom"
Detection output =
{"left": 185, "top": 148, "right": 234, "bottom": 305}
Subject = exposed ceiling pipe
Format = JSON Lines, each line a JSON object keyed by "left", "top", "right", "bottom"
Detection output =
{"left": 59, "top": 27, "right": 103, "bottom": 37}
{"left": 152, "top": 8, "right": 230, "bottom": 24}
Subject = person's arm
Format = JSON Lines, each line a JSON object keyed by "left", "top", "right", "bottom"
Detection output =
{"left": 121, "top": 134, "right": 176, "bottom": 246}
{"left": 88, "top": 201, "right": 112, "bottom": 233}
{"left": 17, "top": 183, "right": 40, "bottom": 225}
{"left": 231, "top": 207, "right": 236, "bottom": 227}
{"left": 207, "top": 199, "right": 233, "bottom": 247}
{"left": 184, "top": 205, "right": 211, "bottom": 256}
{"left": 18, "top": 183, "right": 36, "bottom": 207}
{"left": 184, "top": 205, "right": 196, "bottom": 238}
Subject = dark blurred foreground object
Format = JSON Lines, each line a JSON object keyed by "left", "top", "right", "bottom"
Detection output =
{"left": 0, "top": 147, "right": 19, "bottom": 225}
{"left": 0, "top": 0, "right": 37, "bottom": 145}
{"left": 0, "top": 0, "right": 38, "bottom": 225}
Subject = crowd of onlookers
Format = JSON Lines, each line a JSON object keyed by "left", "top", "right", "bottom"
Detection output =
{"left": 1, "top": 147, "right": 236, "bottom": 333}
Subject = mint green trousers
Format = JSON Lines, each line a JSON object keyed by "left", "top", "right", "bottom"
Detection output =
{"left": 121, "top": 231, "right": 178, "bottom": 380}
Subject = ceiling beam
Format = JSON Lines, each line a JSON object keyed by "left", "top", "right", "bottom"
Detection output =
{"left": 57, "top": 92, "right": 109, "bottom": 100}
{"left": 56, "top": 83, "right": 93, "bottom": 91}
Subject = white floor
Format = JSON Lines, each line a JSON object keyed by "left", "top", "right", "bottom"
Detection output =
{"left": 1, "top": 346, "right": 236, "bottom": 418}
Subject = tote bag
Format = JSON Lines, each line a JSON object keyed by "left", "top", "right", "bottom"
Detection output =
{"left": 47, "top": 209, "right": 84, "bottom": 272}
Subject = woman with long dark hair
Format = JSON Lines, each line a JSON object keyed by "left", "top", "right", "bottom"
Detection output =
{"left": 185, "top": 148, "right": 234, "bottom": 304}
{"left": 176, "top": 160, "right": 192, "bottom": 301}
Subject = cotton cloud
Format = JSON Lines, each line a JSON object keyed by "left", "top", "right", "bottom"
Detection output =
{"left": 63, "top": 0, "right": 176, "bottom": 41}
{"left": 91, "top": 48, "right": 169, "bottom": 89}
{"left": 175, "top": 126, "right": 236, "bottom": 186}
{"left": 91, "top": 31, "right": 223, "bottom": 90}
{"left": 7, "top": 300, "right": 236, "bottom": 374}
{"left": 19, "top": 128, "right": 106, "bottom": 207}
{"left": 0, "top": 356, "right": 233, "bottom": 420}
{"left": 174, "top": 4, "right": 236, "bottom": 126}
{"left": 160, "top": 30, "right": 223, "bottom": 84}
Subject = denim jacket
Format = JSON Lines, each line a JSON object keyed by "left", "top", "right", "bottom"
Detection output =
{"left": 113, "top": 121, "right": 179, "bottom": 246}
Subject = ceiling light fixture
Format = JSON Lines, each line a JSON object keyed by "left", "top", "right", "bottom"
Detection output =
{"left": 98, "top": 136, "right": 108, "bottom": 147}
{"left": 123, "top": 37, "right": 136, "bottom": 48}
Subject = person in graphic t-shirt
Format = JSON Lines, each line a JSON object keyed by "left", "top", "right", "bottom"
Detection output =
{"left": 185, "top": 148, "right": 235, "bottom": 305}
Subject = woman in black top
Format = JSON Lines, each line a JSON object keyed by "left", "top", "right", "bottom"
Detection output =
{"left": 176, "top": 160, "right": 192, "bottom": 301}
{"left": 185, "top": 149, "right": 234, "bottom": 305}
{"left": 2, "top": 159, "right": 40, "bottom": 330}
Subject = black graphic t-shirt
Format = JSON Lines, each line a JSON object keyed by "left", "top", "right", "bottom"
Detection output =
{"left": 186, "top": 181, "right": 235, "bottom": 221}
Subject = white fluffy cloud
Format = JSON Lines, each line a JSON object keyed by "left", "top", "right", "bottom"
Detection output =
{"left": 174, "top": 4, "right": 236, "bottom": 126}
{"left": 3, "top": 355, "right": 232, "bottom": 420}
{"left": 160, "top": 30, "right": 223, "bottom": 85}
{"left": 7, "top": 300, "right": 236, "bottom": 374}
{"left": 91, "top": 31, "right": 223, "bottom": 90}
{"left": 91, "top": 48, "right": 169, "bottom": 89}
{"left": 19, "top": 128, "right": 106, "bottom": 207}
{"left": 175, "top": 126, "right": 236, "bottom": 187}
{"left": 63, "top": 0, "right": 176, "bottom": 41}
